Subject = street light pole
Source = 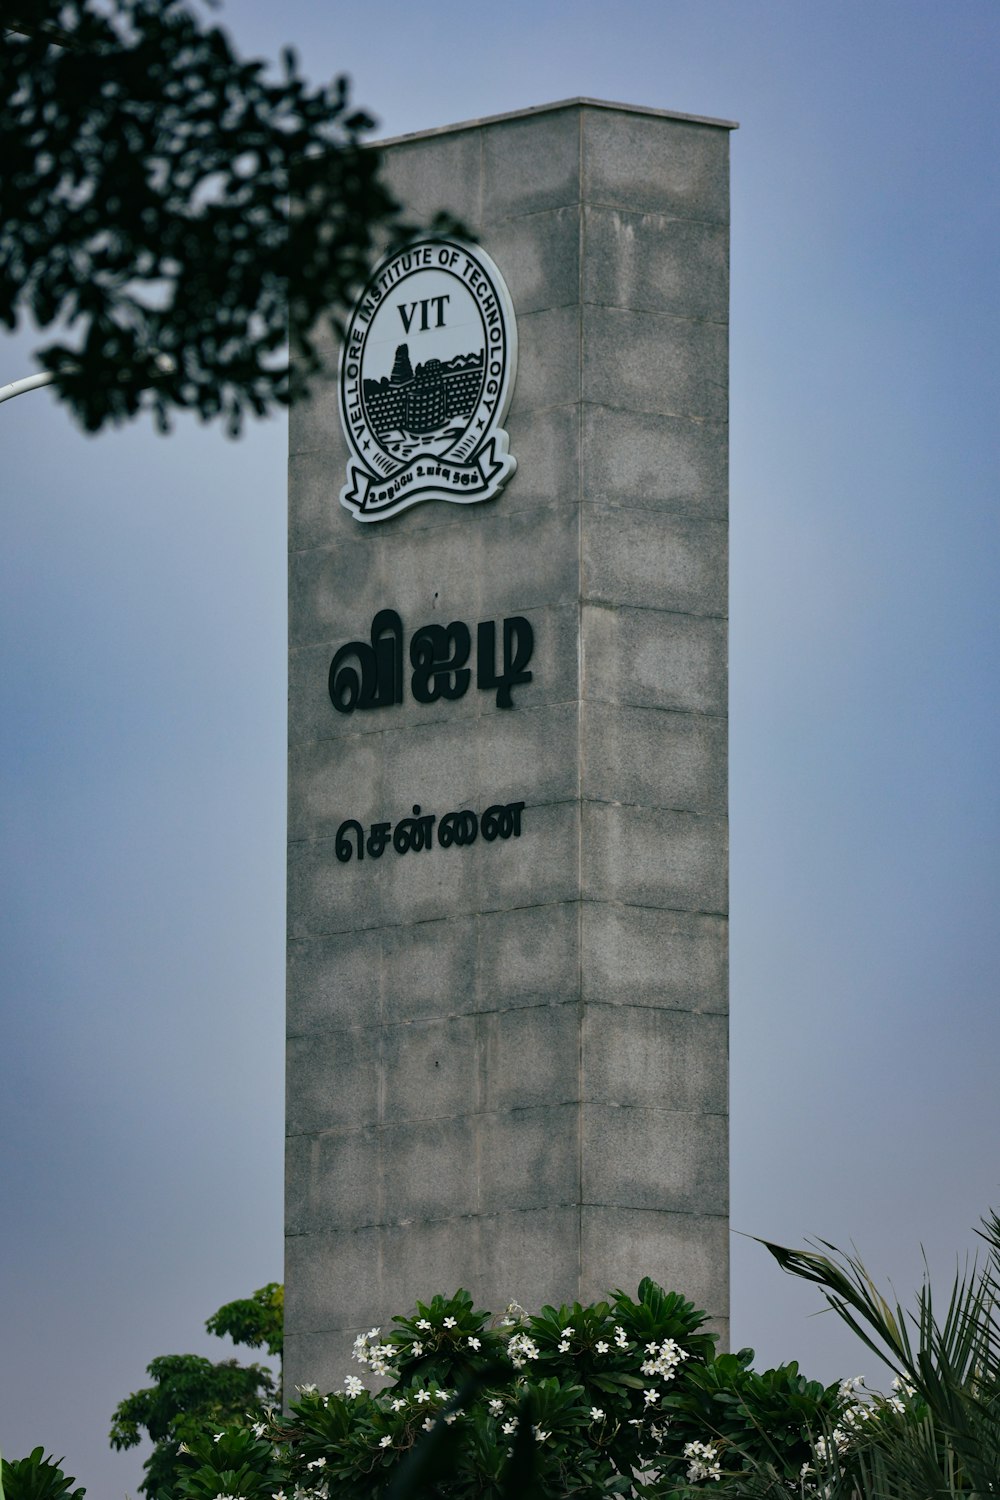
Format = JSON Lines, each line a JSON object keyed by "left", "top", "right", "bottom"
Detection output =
{"left": 0, "top": 370, "right": 58, "bottom": 404}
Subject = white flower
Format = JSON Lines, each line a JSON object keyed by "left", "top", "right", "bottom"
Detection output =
{"left": 444, "top": 1413, "right": 457, "bottom": 1425}
{"left": 417, "top": 1319, "right": 431, "bottom": 1331}
{"left": 306, "top": 1458, "right": 326, "bottom": 1471}
{"left": 562, "top": 1326, "right": 575, "bottom": 1337}
{"left": 643, "top": 1388, "right": 659, "bottom": 1406}
{"left": 488, "top": 1398, "right": 504, "bottom": 1416}
{"left": 684, "top": 1440, "right": 722, "bottom": 1483}
{"left": 251, "top": 1421, "right": 267, "bottom": 1438}
{"left": 533, "top": 1427, "right": 551, "bottom": 1442}
{"left": 391, "top": 1399, "right": 406, "bottom": 1412}
{"left": 595, "top": 1340, "right": 609, "bottom": 1354}
{"left": 422, "top": 1417, "right": 434, "bottom": 1431}
{"left": 443, "top": 1316, "right": 457, "bottom": 1328}
{"left": 558, "top": 1339, "right": 571, "bottom": 1353}
{"left": 415, "top": 1389, "right": 431, "bottom": 1404}
{"left": 367, "top": 1327, "right": 380, "bottom": 1340}
{"left": 411, "top": 1341, "right": 423, "bottom": 1356}
{"left": 212, "top": 1434, "right": 223, "bottom": 1444}
{"left": 344, "top": 1374, "right": 365, "bottom": 1397}
{"left": 379, "top": 1435, "right": 392, "bottom": 1449}
{"left": 178, "top": 1443, "right": 191, "bottom": 1455}
{"left": 501, "top": 1419, "right": 518, "bottom": 1435}
{"left": 640, "top": 1337, "right": 689, "bottom": 1382}
{"left": 272, "top": 1492, "right": 287, "bottom": 1500}
{"left": 590, "top": 1407, "right": 605, "bottom": 1421}
{"left": 614, "top": 1325, "right": 629, "bottom": 1348}
{"left": 467, "top": 1336, "right": 481, "bottom": 1350}
{"left": 507, "top": 1332, "right": 540, "bottom": 1368}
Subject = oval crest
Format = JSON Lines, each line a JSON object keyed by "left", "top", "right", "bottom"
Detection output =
{"left": 338, "top": 239, "right": 518, "bottom": 522}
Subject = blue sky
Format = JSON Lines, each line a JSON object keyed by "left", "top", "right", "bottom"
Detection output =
{"left": 2, "top": 1, "right": 998, "bottom": 1492}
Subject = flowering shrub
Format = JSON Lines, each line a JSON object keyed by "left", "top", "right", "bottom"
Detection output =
{"left": 169, "top": 1279, "right": 848, "bottom": 1498}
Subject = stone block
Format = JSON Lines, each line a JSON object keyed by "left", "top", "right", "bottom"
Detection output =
{"left": 287, "top": 733, "right": 383, "bottom": 845}
{"left": 287, "top": 928, "right": 384, "bottom": 1038}
{"left": 581, "top": 904, "right": 728, "bottom": 1014}
{"left": 288, "top": 537, "right": 383, "bottom": 652}
{"left": 485, "top": 205, "right": 581, "bottom": 315}
{"left": 382, "top": 914, "right": 478, "bottom": 1023}
{"left": 480, "top": 1001, "right": 581, "bottom": 1112}
{"left": 475, "top": 798, "right": 581, "bottom": 914}
{"left": 382, "top": 497, "right": 581, "bottom": 621}
{"left": 509, "top": 304, "right": 581, "bottom": 415}
{"left": 378, "top": 796, "right": 580, "bottom": 928}
{"left": 381, "top": 1115, "right": 479, "bottom": 1223}
{"left": 284, "top": 1327, "right": 357, "bottom": 1398}
{"left": 582, "top": 801, "right": 728, "bottom": 914}
{"left": 307, "top": 1126, "right": 383, "bottom": 1232}
{"left": 582, "top": 505, "right": 727, "bottom": 616}
{"left": 583, "top": 304, "right": 728, "bottom": 422}
{"left": 479, "top": 502, "right": 582, "bottom": 616}
{"left": 284, "top": 1131, "right": 315, "bottom": 1236}
{"left": 581, "top": 405, "right": 728, "bottom": 517}
{"left": 482, "top": 107, "right": 581, "bottom": 220}
{"left": 581, "top": 1104, "right": 728, "bottom": 1215}
{"left": 580, "top": 1206, "right": 729, "bottom": 1320}
{"left": 582, "top": 604, "right": 727, "bottom": 715}
{"left": 288, "top": 345, "right": 341, "bottom": 459}
{"left": 502, "top": 403, "right": 580, "bottom": 509}
{"left": 583, "top": 206, "right": 728, "bottom": 321}
{"left": 286, "top": 831, "right": 380, "bottom": 940}
{"left": 379, "top": 716, "right": 484, "bottom": 817}
{"left": 380, "top": 1213, "right": 486, "bottom": 1309}
{"left": 583, "top": 1005, "right": 728, "bottom": 1114}
{"left": 477, "top": 1103, "right": 580, "bottom": 1214}
{"left": 284, "top": 1223, "right": 384, "bottom": 1332}
{"left": 288, "top": 445, "right": 350, "bottom": 554}
{"left": 381, "top": 1014, "right": 481, "bottom": 1123}
{"left": 582, "top": 702, "right": 727, "bottom": 815}
{"left": 582, "top": 109, "right": 729, "bottom": 224}
{"left": 477, "top": 701, "right": 580, "bottom": 807}
{"left": 380, "top": 128, "right": 484, "bottom": 228}
{"left": 476, "top": 1207, "right": 582, "bottom": 1312}
{"left": 286, "top": 1026, "right": 380, "bottom": 1136}
{"left": 476, "top": 901, "right": 581, "bottom": 1011}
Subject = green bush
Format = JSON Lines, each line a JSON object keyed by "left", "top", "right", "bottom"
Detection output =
{"left": 1, "top": 1449, "right": 85, "bottom": 1500}
{"left": 170, "top": 1279, "right": 845, "bottom": 1498}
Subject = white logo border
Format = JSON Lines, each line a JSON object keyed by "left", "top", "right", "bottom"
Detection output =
{"left": 337, "top": 239, "right": 518, "bottom": 523}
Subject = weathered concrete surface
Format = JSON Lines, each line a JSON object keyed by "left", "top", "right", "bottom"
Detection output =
{"left": 286, "top": 98, "right": 732, "bottom": 1395}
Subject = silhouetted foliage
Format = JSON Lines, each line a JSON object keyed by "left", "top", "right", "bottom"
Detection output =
{"left": 1, "top": 1, "right": 433, "bottom": 432}
{"left": 1, "top": 1449, "right": 86, "bottom": 1500}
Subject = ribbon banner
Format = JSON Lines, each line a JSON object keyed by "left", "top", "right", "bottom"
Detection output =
{"left": 340, "top": 436, "right": 514, "bottom": 521}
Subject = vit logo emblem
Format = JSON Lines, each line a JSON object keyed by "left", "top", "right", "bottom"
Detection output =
{"left": 339, "top": 239, "right": 518, "bottom": 522}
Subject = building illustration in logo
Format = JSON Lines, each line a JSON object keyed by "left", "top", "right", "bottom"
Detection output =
{"left": 363, "top": 347, "right": 484, "bottom": 440}
{"left": 339, "top": 240, "right": 518, "bottom": 521}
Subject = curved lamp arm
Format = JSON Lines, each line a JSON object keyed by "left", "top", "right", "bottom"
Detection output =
{"left": 0, "top": 370, "right": 58, "bottom": 404}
